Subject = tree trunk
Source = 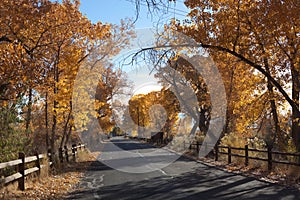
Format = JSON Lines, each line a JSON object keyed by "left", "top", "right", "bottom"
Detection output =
{"left": 51, "top": 108, "right": 57, "bottom": 156}
{"left": 291, "top": 65, "right": 300, "bottom": 152}
{"left": 223, "top": 65, "right": 235, "bottom": 137}
{"left": 267, "top": 82, "right": 281, "bottom": 149}
{"left": 45, "top": 92, "right": 49, "bottom": 150}
{"left": 60, "top": 121, "right": 67, "bottom": 149}
{"left": 25, "top": 87, "right": 33, "bottom": 136}
{"left": 264, "top": 61, "right": 282, "bottom": 150}
{"left": 60, "top": 101, "right": 72, "bottom": 148}
{"left": 51, "top": 52, "right": 60, "bottom": 156}
{"left": 50, "top": 43, "right": 62, "bottom": 156}
{"left": 65, "top": 124, "right": 72, "bottom": 146}
{"left": 292, "top": 111, "right": 300, "bottom": 151}
{"left": 199, "top": 107, "right": 210, "bottom": 134}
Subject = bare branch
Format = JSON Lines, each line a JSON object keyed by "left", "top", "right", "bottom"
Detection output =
{"left": 132, "top": 42, "right": 299, "bottom": 113}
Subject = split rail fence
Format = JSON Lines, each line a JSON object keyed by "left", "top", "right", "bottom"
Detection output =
{"left": 0, "top": 143, "right": 85, "bottom": 191}
{"left": 185, "top": 141, "right": 300, "bottom": 171}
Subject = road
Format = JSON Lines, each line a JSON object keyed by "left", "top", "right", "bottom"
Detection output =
{"left": 66, "top": 137, "right": 300, "bottom": 200}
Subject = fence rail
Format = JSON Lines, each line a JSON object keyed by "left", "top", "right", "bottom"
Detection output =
{"left": 127, "top": 136, "right": 300, "bottom": 170}
{"left": 184, "top": 141, "right": 300, "bottom": 171}
{"left": 0, "top": 143, "right": 85, "bottom": 191}
{"left": 58, "top": 143, "right": 85, "bottom": 163}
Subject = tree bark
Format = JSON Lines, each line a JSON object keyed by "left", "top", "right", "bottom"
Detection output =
{"left": 51, "top": 47, "right": 60, "bottom": 156}
{"left": 223, "top": 65, "right": 236, "bottom": 137}
{"left": 65, "top": 124, "right": 72, "bottom": 146}
{"left": 291, "top": 65, "right": 300, "bottom": 152}
{"left": 51, "top": 96, "right": 57, "bottom": 156}
{"left": 60, "top": 101, "right": 72, "bottom": 148}
{"left": 264, "top": 60, "right": 282, "bottom": 150}
{"left": 45, "top": 92, "right": 49, "bottom": 150}
{"left": 25, "top": 87, "right": 33, "bottom": 136}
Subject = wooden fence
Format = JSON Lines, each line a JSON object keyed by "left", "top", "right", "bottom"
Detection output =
{"left": 0, "top": 143, "right": 85, "bottom": 191}
{"left": 58, "top": 143, "right": 85, "bottom": 163}
{"left": 185, "top": 141, "right": 300, "bottom": 171}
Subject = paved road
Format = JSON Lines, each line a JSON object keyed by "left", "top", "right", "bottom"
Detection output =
{"left": 67, "top": 137, "right": 300, "bottom": 200}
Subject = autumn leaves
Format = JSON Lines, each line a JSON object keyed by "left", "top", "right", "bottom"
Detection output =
{"left": 1, "top": 0, "right": 299, "bottom": 164}
{"left": 0, "top": 0, "right": 132, "bottom": 158}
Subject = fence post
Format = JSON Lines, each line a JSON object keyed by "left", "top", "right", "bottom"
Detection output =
{"left": 268, "top": 147, "right": 272, "bottom": 172}
{"left": 245, "top": 145, "right": 249, "bottom": 166}
{"left": 72, "top": 144, "right": 76, "bottom": 162}
{"left": 75, "top": 144, "right": 78, "bottom": 153}
{"left": 59, "top": 147, "right": 63, "bottom": 163}
{"left": 35, "top": 151, "right": 41, "bottom": 176}
{"left": 215, "top": 145, "right": 218, "bottom": 161}
{"left": 18, "top": 152, "right": 25, "bottom": 191}
{"left": 64, "top": 145, "right": 69, "bottom": 162}
{"left": 189, "top": 142, "right": 192, "bottom": 150}
{"left": 228, "top": 147, "right": 232, "bottom": 164}
{"left": 196, "top": 141, "right": 200, "bottom": 155}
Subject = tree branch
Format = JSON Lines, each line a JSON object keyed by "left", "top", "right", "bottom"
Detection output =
{"left": 134, "top": 43, "right": 299, "bottom": 113}
{"left": 0, "top": 36, "right": 12, "bottom": 43}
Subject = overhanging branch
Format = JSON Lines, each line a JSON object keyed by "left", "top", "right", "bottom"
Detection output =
{"left": 134, "top": 43, "right": 299, "bottom": 113}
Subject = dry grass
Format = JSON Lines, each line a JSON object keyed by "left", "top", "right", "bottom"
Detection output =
{"left": 0, "top": 149, "right": 98, "bottom": 200}
{"left": 194, "top": 154, "right": 300, "bottom": 191}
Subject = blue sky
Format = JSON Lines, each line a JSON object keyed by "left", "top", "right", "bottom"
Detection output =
{"left": 79, "top": 0, "right": 189, "bottom": 28}
{"left": 76, "top": 1, "right": 190, "bottom": 95}
{"left": 75, "top": 1, "right": 191, "bottom": 95}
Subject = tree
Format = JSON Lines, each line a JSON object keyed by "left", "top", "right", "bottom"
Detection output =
{"left": 174, "top": 0, "right": 300, "bottom": 151}
{"left": 127, "top": 88, "right": 180, "bottom": 139}
{"left": 0, "top": 0, "right": 133, "bottom": 158}
{"left": 95, "top": 66, "right": 129, "bottom": 133}
{"left": 74, "top": 21, "right": 133, "bottom": 134}
{"left": 133, "top": 0, "right": 300, "bottom": 151}
{"left": 155, "top": 56, "right": 211, "bottom": 136}
{"left": 31, "top": 0, "right": 112, "bottom": 154}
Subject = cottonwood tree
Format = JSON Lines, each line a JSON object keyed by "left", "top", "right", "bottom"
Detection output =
{"left": 0, "top": 0, "right": 133, "bottom": 157}
{"left": 155, "top": 57, "right": 211, "bottom": 137}
{"left": 128, "top": 89, "right": 180, "bottom": 139}
{"left": 175, "top": 0, "right": 299, "bottom": 151}
{"left": 95, "top": 67, "right": 131, "bottom": 133}
{"left": 133, "top": 0, "right": 300, "bottom": 152}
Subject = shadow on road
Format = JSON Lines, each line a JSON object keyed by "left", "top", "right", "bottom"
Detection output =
{"left": 66, "top": 138, "right": 300, "bottom": 200}
{"left": 106, "top": 140, "right": 156, "bottom": 152}
{"left": 67, "top": 159, "right": 300, "bottom": 200}
{"left": 84, "top": 138, "right": 156, "bottom": 153}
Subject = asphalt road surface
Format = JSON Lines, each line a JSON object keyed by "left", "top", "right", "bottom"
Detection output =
{"left": 66, "top": 137, "right": 300, "bottom": 200}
